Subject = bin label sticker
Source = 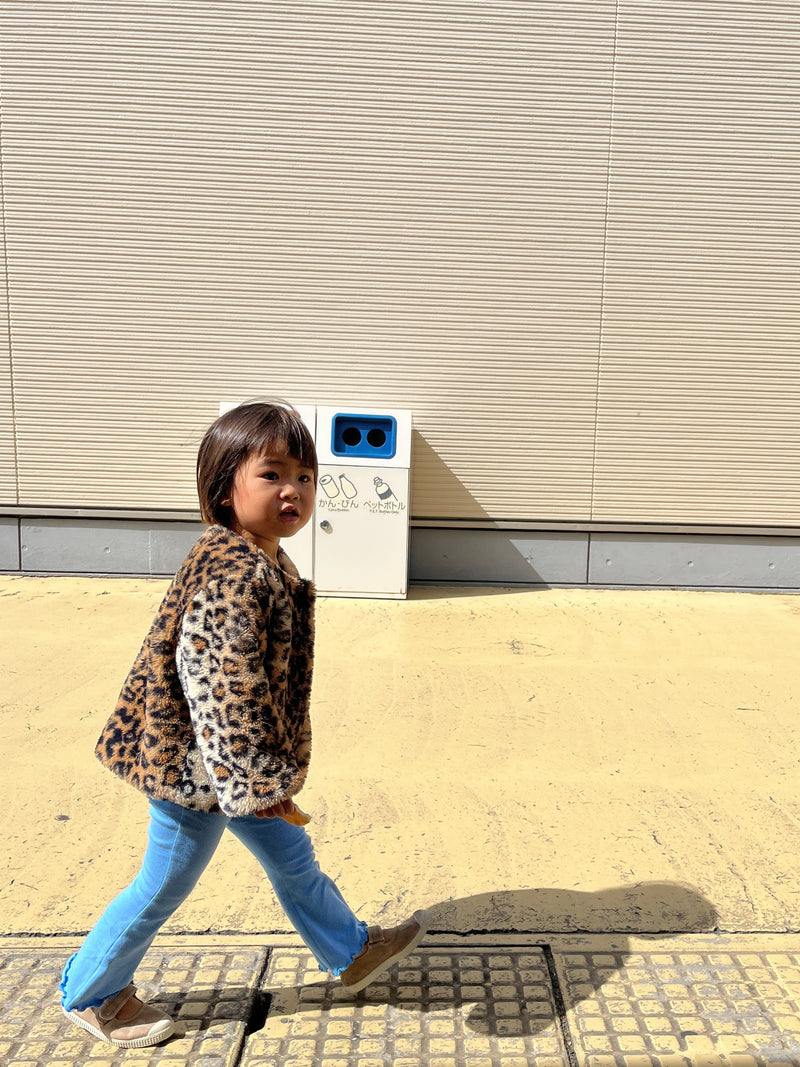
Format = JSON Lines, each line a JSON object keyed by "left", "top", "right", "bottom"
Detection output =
{"left": 317, "top": 473, "right": 406, "bottom": 515}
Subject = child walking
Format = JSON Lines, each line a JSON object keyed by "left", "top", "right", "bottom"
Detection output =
{"left": 60, "top": 401, "right": 426, "bottom": 1048}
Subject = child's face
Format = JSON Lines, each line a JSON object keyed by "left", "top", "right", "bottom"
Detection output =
{"left": 223, "top": 444, "right": 316, "bottom": 559}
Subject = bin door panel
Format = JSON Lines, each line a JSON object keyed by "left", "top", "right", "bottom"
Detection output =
{"left": 314, "top": 466, "right": 409, "bottom": 596}
{"left": 285, "top": 522, "right": 313, "bottom": 581}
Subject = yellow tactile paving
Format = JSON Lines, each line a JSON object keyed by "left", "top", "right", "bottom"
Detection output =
{"left": 0, "top": 942, "right": 266, "bottom": 1066}
{"left": 555, "top": 946, "right": 800, "bottom": 1066}
{"left": 246, "top": 946, "right": 568, "bottom": 1067}
{"left": 6, "top": 936, "right": 800, "bottom": 1066}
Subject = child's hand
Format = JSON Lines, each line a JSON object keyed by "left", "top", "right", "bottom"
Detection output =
{"left": 254, "top": 798, "right": 295, "bottom": 819}
{"left": 254, "top": 798, "right": 310, "bottom": 825}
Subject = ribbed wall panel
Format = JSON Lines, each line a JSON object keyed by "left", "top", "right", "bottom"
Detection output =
{"left": 593, "top": 1, "right": 800, "bottom": 524}
{"left": 0, "top": 288, "right": 16, "bottom": 501}
{"left": 1, "top": 1, "right": 614, "bottom": 517}
{"left": 1, "top": 2, "right": 798, "bottom": 525}
{"left": 0, "top": 204, "right": 16, "bottom": 497}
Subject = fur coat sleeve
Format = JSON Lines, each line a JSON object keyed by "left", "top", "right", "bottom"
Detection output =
{"left": 176, "top": 567, "right": 313, "bottom": 817}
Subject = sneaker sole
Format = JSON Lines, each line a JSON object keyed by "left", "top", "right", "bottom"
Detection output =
{"left": 342, "top": 908, "right": 429, "bottom": 994}
{"left": 63, "top": 1006, "right": 175, "bottom": 1048}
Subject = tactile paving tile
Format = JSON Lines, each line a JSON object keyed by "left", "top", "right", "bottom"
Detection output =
{"left": 555, "top": 948, "right": 800, "bottom": 1066}
{"left": 0, "top": 942, "right": 266, "bottom": 1066}
{"left": 247, "top": 946, "right": 567, "bottom": 1067}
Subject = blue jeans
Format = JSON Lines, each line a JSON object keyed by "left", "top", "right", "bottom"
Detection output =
{"left": 60, "top": 799, "right": 368, "bottom": 1011}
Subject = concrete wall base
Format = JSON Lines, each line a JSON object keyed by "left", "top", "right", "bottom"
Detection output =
{"left": 2, "top": 515, "right": 799, "bottom": 590}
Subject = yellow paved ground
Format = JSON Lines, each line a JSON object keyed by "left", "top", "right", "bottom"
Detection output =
{"left": 3, "top": 575, "right": 799, "bottom": 937}
{"left": 3, "top": 575, "right": 800, "bottom": 1065}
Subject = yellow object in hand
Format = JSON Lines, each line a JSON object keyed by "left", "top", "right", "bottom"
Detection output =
{"left": 282, "top": 804, "right": 311, "bottom": 826}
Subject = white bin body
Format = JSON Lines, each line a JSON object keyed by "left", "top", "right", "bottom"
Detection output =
{"left": 312, "top": 406, "right": 412, "bottom": 598}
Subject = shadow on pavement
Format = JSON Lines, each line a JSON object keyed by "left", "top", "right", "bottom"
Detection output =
{"left": 266, "top": 880, "right": 718, "bottom": 1039}
{"left": 427, "top": 880, "right": 718, "bottom": 1035}
{"left": 426, "top": 879, "right": 719, "bottom": 936}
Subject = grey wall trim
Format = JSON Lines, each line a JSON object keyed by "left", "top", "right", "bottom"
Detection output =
{"left": 588, "top": 533, "right": 800, "bottom": 590}
{"left": 0, "top": 517, "right": 21, "bottom": 571}
{"left": 411, "top": 527, "right": 800, "bottom": 589}
{"left": 15, "top": 518, "right": 206, "bottom": 576}
{"left": 410, "top": 528, "right": 590, "bottom": 586}
{"left": 1, "top": 516, "right": 799, "bottom": 590}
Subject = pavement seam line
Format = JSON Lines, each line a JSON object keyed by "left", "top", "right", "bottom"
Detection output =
{"left": 240, "top": 948, "right": 273, "bottom": 1043}
{"left": 543, "top": 943, "right": 580, "bottom": 1067}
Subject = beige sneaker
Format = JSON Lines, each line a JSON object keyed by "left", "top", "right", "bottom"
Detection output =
{"left": 63, "top": 983, "right": 175, "bottom": 1048}
{"left": 341, "top": 910, "right": 428, "bottom": 994}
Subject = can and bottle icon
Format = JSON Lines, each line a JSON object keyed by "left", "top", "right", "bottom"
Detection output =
{"left": 319, "top": 473, "right": 397, "bottom": 502}
{"left": 320, "top": 474, "right": 358, "bottom": 500}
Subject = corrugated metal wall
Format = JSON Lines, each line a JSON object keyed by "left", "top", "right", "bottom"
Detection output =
{"left": 1, "top": 1, "right": 798, "bottom": 525}
{"left": 593, "top": 1, "right": 800, "bottom": 524}
{"left": 0, "top": 275, "right": 15, "bottom": 501}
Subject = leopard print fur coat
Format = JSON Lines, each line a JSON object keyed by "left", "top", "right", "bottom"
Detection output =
{"left": 95, "top": 525, "right": 315, "bottom": 817}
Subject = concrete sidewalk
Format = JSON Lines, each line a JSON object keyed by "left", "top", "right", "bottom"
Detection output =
{"left": 3, "top": 933, "right": 800, "bottom": 1065}
{"left": 2, "top": 575, "right": 800, "bottom": 1063}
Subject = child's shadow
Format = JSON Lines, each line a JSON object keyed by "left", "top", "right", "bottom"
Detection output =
{"left": 426, "top": 880, "right": 718, "bottom": 1035}
{"left": 269, "top": 880, "right": 718, "bottom": 1039}
{"left": 427, "top": 879, "right": 718, "bottom": 940}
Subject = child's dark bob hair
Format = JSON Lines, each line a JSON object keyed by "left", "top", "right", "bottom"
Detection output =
{"left": 197, "top": 401, "right": 318, "bottom": 528}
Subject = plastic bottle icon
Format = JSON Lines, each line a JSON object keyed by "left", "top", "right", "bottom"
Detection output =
{"left": 374, "top": 476, "right": 395, "bottom": 501}
{"left": 320, "top": 474, "right": 339, "bottom": 499}
{"left": 339, "top": 474, "right": 358, "bottom": 499}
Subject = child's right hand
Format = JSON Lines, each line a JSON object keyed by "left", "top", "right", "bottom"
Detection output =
{"left": 254, "top": 798, "right": 311, "bottom": 825}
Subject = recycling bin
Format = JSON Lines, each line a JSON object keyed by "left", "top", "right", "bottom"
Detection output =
{"left": 312, "top": 406, "right": 412, "bottom": 598}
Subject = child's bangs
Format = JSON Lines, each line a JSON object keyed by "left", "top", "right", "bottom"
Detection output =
{"left": 252, "top": 408, "right": 317, "bottom": 475}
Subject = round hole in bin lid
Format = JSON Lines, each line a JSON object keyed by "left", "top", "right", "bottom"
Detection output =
{"left": 367, "top": 428, "right": 387, "bottom": 448}
{"left": 342, "top": 427, "right": 362, "bottom": 446}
